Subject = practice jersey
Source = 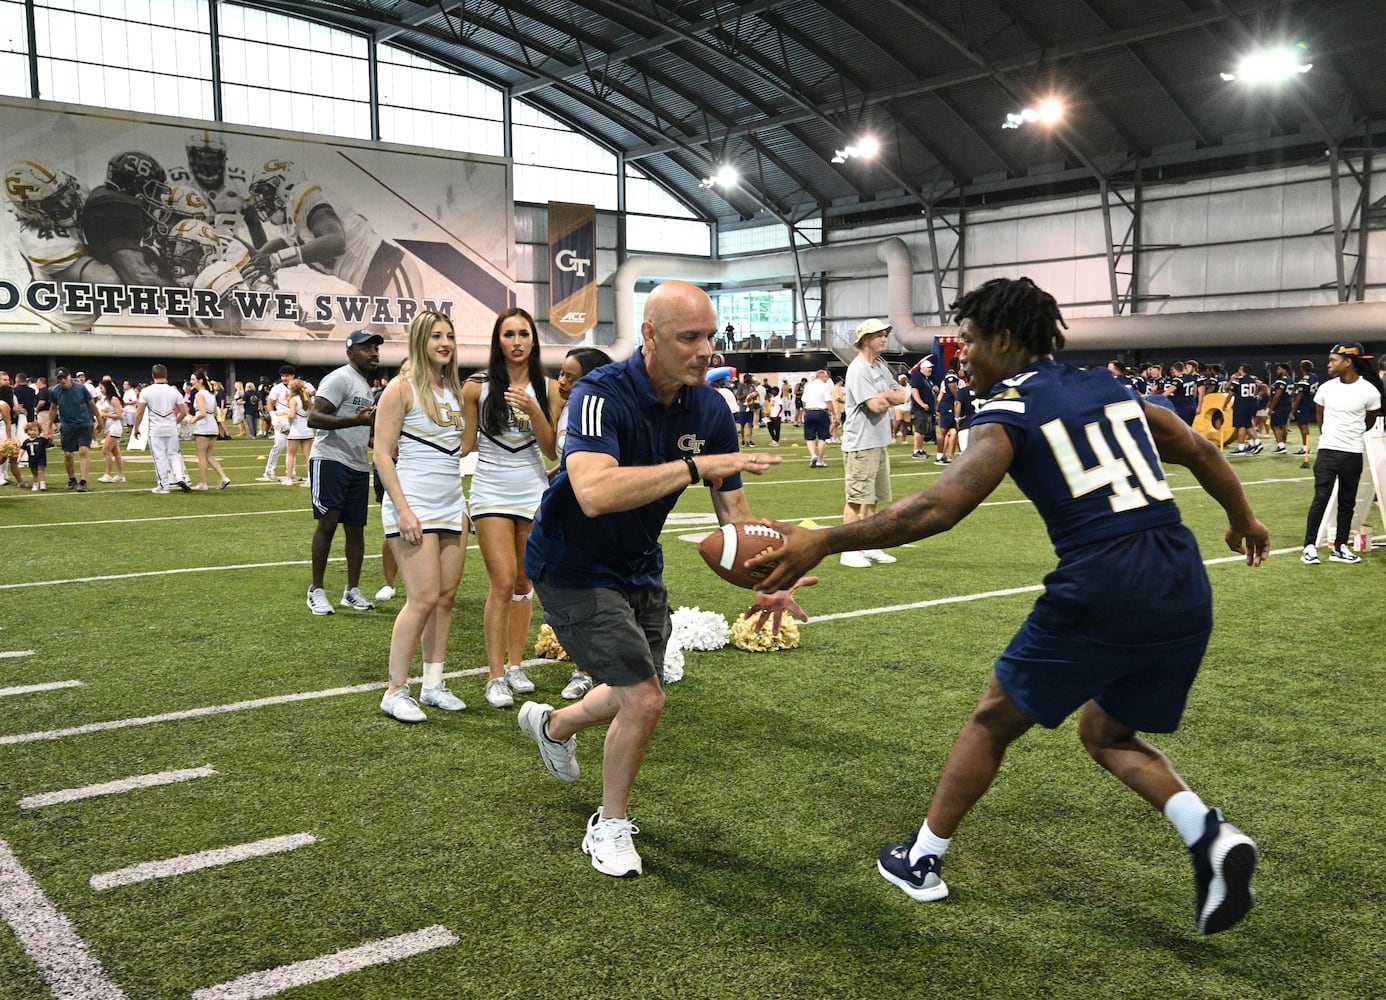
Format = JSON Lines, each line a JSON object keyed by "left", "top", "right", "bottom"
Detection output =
{"left": 1269, "top": 378, "right": 1293, "bottom": 423}
{"left": 1292, "top": 373, "right": 1319, "bottom": 423}
{"left": 279, "top": 180, "right": 385, "bottom": 292}
{"left": 1228, "top": 374, "right": 1261, "bottom": 417}
{"left": 166, "top": 161, "right": 250, "bottom": 230}
{"left": 972, "top": 359, "right": 1181, "bottom": 557}
{"left": 14, "top": 224, "right": 102, "bottom": 331}
{"left": 526, "top": 351, "right": 740, "bottom": 590}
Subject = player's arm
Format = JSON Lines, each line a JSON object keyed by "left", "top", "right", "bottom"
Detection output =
{"left": 1142, "top": 402, "right": 1269, "bottom": 565}
{"left": 566, "top": 445, "right": 774, "bottom": 518}
{"left": 751, "top": 422, "right": 1014, "bottom": 592}
{"left": 297, "top": 206, "right": 348, "bottom": 264}
{"left": 307, "top": 393, "right": 374, "bottom": 431}
{"left": 109, "top": 247, "right": 165, "bottom": 286}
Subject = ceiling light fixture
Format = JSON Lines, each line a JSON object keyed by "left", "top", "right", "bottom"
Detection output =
{"left": 832, "top": 135, "right": 880, "bottom": 164}
{"left": 699, "top": 163, "right": 740, "bottom": 189}
{"left": 1220, "top": 45, "right": 1312, "bottom": 83}
{"left": 1002, "top": 99, "right": 1064, "bottom": 130}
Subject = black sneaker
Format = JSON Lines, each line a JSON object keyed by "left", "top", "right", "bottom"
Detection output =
{"left": 76, "top": 480, "right": 88, "bottom": 493}
{"left": 66, "top": 478, "right": 78, "bottom": 491}
{"left": 1329, "top": 544, "right": 1361, "bottom": 564}
{"left": 877, "top": 829, "right": 949, "bottom": 902}
{"left": 1189, "top": 808, "right": 1257, "bottom": 934}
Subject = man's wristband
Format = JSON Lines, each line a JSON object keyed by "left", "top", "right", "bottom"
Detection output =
{"left": 682, "top": 454, "right": 701, "bottom": 485}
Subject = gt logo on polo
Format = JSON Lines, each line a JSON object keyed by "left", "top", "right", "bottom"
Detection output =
{"left": 678, "top": 433, "right": 706, "bottom": 455}
{"left": 554, "top": 248, "right": 591, "bottom": 276}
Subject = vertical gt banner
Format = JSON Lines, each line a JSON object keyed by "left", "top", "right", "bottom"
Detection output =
{"left": 548, "top": 201, "right": 596, "bottom": 338}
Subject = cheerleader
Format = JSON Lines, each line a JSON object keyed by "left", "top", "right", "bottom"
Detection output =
{"left": 96, "top": 380, "right": 125, "bottom": 483}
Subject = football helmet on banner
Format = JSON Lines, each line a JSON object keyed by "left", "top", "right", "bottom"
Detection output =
{"left": 186, "top": 130, "right": 229, "bottom": 190}
{"left": 150, "top": 185, "right": 214, "bottom": 233}
{"left": 106, "top": 150, "right": 170, "bottom": 206}
{"left": 4, "top": 160, "right": 84, "bottom": 228}
{"left": 163, "top": 218, "right": 234, "bottom": 285}
{"left": 248, "top": 158, "right": 303, "bottom": 222}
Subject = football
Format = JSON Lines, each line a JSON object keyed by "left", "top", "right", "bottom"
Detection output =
{"left": 699, "top": 522, "right": 786, "bottom": 589}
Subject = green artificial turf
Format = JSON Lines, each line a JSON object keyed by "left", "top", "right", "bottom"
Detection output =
{"left": 0, "top": 436, "right": 1382, "bottom": 999}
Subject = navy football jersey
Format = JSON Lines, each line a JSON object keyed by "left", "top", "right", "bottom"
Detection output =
{"left": 1292, "top": 374, "right": 1318, "bottom": 422}
{"left": 1229, "top": 374, "right": 1260, "bottom": 417}
{"left": 1269, "top": 377, "right": 1292, "bottom": 421}
{"left": 972, "top": 360, "right": 1181, "bottom": 556}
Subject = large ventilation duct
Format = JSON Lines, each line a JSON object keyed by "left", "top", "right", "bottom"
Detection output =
{"left": 615, "top": 240, "right": 1386, "bottom": 355}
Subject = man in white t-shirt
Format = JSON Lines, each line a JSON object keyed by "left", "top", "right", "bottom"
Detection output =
{"left": 257, "top": 365, "right": 315, "bottom": 481}
{"left": 839, "top": 319, "right": 907, "bottom": 567}
{"left": 131, "top": 364, "right": 191, "bottom": 493}
{"left": 800, "top": 368, "right": 834, "bottom": 467}
{"left": 1300, "top": 341, "right": 1383, "bottom": 565}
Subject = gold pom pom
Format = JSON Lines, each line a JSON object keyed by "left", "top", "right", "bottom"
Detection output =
{"left": 0, "top": 440, "right": 19, "bottom": 461}
{"left": 730, "top": 612, "right": 800, "bottom": 652}
{"left": 535, "top": 623, "right": 569, "bottom": 661}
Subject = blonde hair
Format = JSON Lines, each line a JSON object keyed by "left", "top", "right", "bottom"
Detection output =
{"left": 404, "top": 311, "right": 462, "bottom": 426}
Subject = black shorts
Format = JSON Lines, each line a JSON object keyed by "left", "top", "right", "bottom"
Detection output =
{"left": 802, "top": 410, "right": 831, "bottom": 441}
{"left": 534, "top": 575, "right": 669, "bottom": 688}
{"left": 310, "top": 458, "right": 370, "bottom": 526}
{"left": 60, "top": 425, "right": 93, "bottom": 453}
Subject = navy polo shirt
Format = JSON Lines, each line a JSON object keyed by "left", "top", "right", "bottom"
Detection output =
{"left": 525, "top": 350, "right": 742, "bottom": 589}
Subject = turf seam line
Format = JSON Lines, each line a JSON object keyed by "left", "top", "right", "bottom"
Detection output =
{"left": 0, "top": 837, "right": 129, "bottom": 999}
{"left": 19, "top": 765, "right": 219, "bottom": 810}
{"left": 89, "top": 832, "right": 318, "bottom": 891}
{"left": 189, "top": 924, "right": 459, "bottom": 1000}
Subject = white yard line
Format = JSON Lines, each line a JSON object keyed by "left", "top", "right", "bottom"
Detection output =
{"left": 0, "top": 650, "right": 36, "bottom": 659}
{"left": 19, "top": 765, "right": 219, "bottom": 810}
{"left": 190, "top": 925, "right": 459, "bottom": 1000}
{"left": 0, "top": 838, "right": 129, "bottom": 999}
{"left": 0, "top": 662, "right": 557, "bottom": 746}
{"left": 0, "top": 680, "right": 84, "bottom": 697}
{"left": 90, "top": 832, "right": 317, "bottom": 891}
{"left": 0, "top": 509, "right": 306, "bottom": 531}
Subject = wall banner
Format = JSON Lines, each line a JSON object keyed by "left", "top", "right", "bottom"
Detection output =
{"left": 0, "top": 97, "right": 515, "bottom": 364}
{"left": 548, "top": 201, "right": 596, "bottom": 339}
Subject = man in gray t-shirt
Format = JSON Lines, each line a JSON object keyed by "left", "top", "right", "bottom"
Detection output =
{"left": 840, "top": 319, "right": 907, "bottom": 568}
{"left": 304, "top": 329, "right": 381, "bottom": 615}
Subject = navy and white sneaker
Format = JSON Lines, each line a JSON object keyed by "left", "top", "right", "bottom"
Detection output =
{"left": 877, "top": 829, "right": 949, "bottom": 902}
{"left": 1189, "top": 808, "right": 1258, "bottom": 934}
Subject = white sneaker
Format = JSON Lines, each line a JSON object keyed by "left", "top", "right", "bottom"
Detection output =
{"left": 380, "top": 688, "right": 426, "bottom": 723}
{"left": 114, "top": 476, "right": 126, "bottom": 482}
{"left": 840, "top": 550, "right": 872, "bottom": 568}
{"left": 484, "top": 676, "right": 514, "bottom": 708}
{"left": 190, "top": 483, "right": 208, "bottom": 491}
{"left": 280, "top": 477, "right": 294, "bottom": 486}
{"left": 561, "top": 672, "right": 592, "bottom": 700}
{"left": 504, "top": 664, "right": 536, "bottom": 694}
{"left": 306, "top": 588, "right": 335, "bottom": 615}
{"left": 374, "top": 584, "right": 396, "bottom": 602}
{"left": 1329, "top": 544, "right": 1361, "bottom": 564}
{"left": 255, "top": 474, "right": 277, "bottom": 482}
{"left": 518, "top": 701, "right": 580, "bottom": 782}
{"left": 582, "top": 813, "right": 642, "bottom": 877}
{"left": 1301, "top": 545, "right": 1320, "bottom": 565}
{"left": 341, "top": 586, "right": 376, "bottom": 610}
{"left": 420, "top": 684, "right": 466, "bottom": 711}
{"left": 864, "top": 549, "right": 897, "bottom": 564}
{"left": 150, "top": 486, "right": 170, "bottom": 494}
{"left": 97, "top": 474, "right": 115, "bottom": 483}
{"left": 217, "top": 478, "right": 231, "bottom": 489}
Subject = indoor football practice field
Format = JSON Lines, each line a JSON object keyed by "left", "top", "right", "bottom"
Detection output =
{"left": 1, "top": 436, "right": 1381, "bottom": 1000}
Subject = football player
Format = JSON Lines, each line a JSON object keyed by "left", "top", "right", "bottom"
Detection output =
{"left": 162, "top": 218, "right": 271, "bottom": 335}
{"left": 83, "top": 150, "right": 170, "bottom": 286}
{"left": 247, "top": 156, "right": 422, "bottom": 305}
{"left": 169, "top": 130, "right": 253, "bottom": 233}
{"left": 1224, "top": 363, "right": 1263, "bottom": 455}
{"left": 4, "top": 159, "right": 120, "bottom": 331}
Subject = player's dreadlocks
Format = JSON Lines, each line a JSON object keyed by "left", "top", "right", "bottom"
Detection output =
{"left": 951, "top": 277, "right": 1068, "bottom": 356}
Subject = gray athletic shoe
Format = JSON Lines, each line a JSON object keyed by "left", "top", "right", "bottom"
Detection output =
{"left": 306, "top": 588, "right": 335, "bottom": 615}
{"left": 419, "top": 684, "right": 466, "bottom": 711}
{"left": 340, "top": 586, "right": 376, "bottom": 610}
{"left": 518, "top": 701, "right": 579, "bottom": 782}
{"left": 504, "top": 664, "right": 536, "bottom": 694}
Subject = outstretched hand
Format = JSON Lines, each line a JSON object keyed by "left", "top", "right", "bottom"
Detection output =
{"left": 746, "top": 520, "right": 832, "bottom": 593}
{"left": 744, "top": 576, "right": 818, "bottom": 635}
{"left": 1225, "top": 518, "right": 1271, "bottom": 566}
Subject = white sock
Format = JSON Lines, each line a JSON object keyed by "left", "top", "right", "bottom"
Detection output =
{"left": 1163, "top": 790, "right": 1209, "bottom": 847}
{"left": 422, "top": 661, "right": 445, "bottom": 689}
{"left": 907, "top": 820, "right": 952, "bottom": 864}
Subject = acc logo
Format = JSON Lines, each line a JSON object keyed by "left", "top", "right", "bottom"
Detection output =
{"left": 558, "top": 311, "right": 587, "bottom": 323}
{"left": 554, "top": 248, "right": 591, "bottom": 277}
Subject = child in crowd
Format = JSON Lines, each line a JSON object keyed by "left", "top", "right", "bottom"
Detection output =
{"left": 21, "top": 420, "right": 48, "bottom": 490}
